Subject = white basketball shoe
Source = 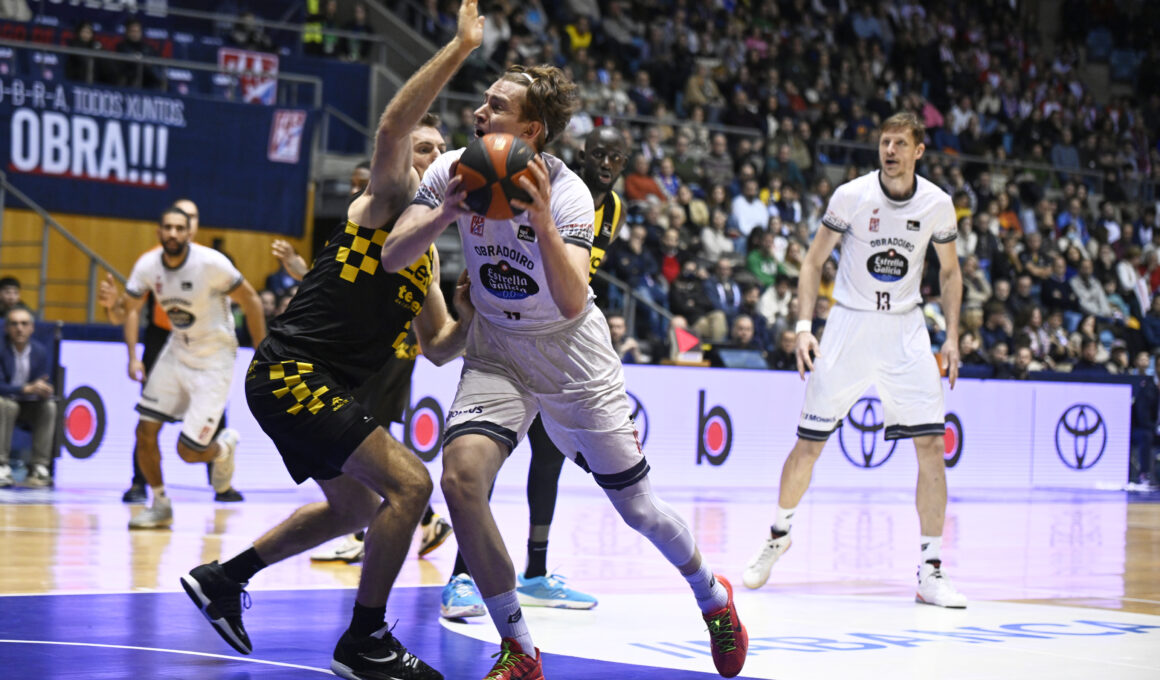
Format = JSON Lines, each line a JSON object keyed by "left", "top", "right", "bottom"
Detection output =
{"left": 742, "top": 532, "right": 792, "bottom": 589}
{"left": 916, "top": 560, "right": 968, "bottom": 608}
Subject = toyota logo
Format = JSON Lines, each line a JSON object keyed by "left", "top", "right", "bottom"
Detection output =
{"left": 837, "top": 397, "right": 897, "bottom": 468}
{"left": 627, "top": 390, "right": 648, "bottom": 448}
{"left": 1055, "top": 404, "right": 1106, "bottom": 470}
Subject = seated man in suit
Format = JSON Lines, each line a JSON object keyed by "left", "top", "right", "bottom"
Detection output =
{"left": 0, "top": 305, "right": 56, "bottom": 487}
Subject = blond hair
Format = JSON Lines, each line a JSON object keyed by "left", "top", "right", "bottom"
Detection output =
{"left": 502, "top": 64, "right": 579, "bottom": 149}
{"left": 880, "top": 111, "right": 925, "bottom": 146}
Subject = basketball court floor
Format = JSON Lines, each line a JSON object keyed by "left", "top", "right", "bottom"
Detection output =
{"left": 1, "top": 480, "right": 1157, "bottom": 679}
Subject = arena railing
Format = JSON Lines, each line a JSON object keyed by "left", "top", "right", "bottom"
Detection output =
{"left": 0, "top": 170, "right": 125, "bottom": 323}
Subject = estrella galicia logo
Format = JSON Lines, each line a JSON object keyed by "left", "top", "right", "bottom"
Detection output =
{"left": 837, "top": 397, "right": 897, "bottom": 468}
{"left": 404, "top": 396, "right": 444, "bottom": 462}
{"left": 165, "top": 306, "right": 195, "bottom": 328}
{"left": 62, "top": 386, "right": 106, "bottom": 459}
{"left": 480, "top": 260, "right": 539, "bottom": 300}
{"left": 866, "top": 250, "right": 909, "bottom": 282}
{"left": 943, "top": 412, "right": 963, "bottom": 468}
{"left": 696, "top": 390, "right": 732, "bottom": 465}
{"left": 627, "top": 390, "right": 648, "bottom": 448}
{"left": 1054, "top": 404, "right": 1106, "bottom": 470}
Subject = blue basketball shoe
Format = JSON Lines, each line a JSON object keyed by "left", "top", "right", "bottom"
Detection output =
{"left": 516, "top": 572, "right": 598, "bottom": 610}
{"left": 440, "top": 573, "right": 486, "bottom": 619}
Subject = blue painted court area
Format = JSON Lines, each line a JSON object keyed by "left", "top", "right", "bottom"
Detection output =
{"left": 0, "top": 587, "right": 755, "bottom": 679}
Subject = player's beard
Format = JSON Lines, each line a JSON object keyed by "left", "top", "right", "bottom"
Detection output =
{"left": 163, "top": 239, "right": 188, "bottom": 258}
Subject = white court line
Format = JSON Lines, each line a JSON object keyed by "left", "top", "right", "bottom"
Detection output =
{"left": 0, "top": 639, "right": 333, "bottom": 674}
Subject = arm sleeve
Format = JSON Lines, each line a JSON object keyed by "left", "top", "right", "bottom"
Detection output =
{"left": 821, "top": 184, "right": 853, "bottom": 234}
{"left": 411, "top": 151, "right": 455, "bottom": 210}
{"left": 932, "top": 196, "right": 958, "bottom": 244}
{"left": 124, "top": 255, "right": 151, "bottom": 298}
{"left": 552, "top": 171, "right": 596, "bottom": 250}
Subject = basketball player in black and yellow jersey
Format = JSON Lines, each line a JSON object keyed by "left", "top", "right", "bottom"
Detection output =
{"left": 438, "top": 126, "right": 629, "bottom": 618}
{"left": 180, "top": 3, "right": 485, "bottom": 679}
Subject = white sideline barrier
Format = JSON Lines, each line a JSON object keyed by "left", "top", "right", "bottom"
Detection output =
{"left": 55, "top": 340, "right": 1130, "bottom": 492}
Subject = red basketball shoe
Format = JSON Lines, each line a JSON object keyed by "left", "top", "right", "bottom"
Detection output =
{"left": 702, "top": 575, "right": 748, "bottom": 677}
{"left": 484, "top": 638, "right": 543, "bottom": 680}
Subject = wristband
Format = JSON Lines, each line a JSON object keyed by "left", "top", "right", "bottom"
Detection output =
{"left": 795, "top": 320, "right": 812, "bottom": 334}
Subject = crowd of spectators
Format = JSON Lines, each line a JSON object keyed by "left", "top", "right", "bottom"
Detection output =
{"left": 405, "top": 0, "right": 1160, "bottom": 384}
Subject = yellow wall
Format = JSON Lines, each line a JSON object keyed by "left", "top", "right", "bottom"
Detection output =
{"left": 0, "top": 207, "right": 314, "bottom": 323}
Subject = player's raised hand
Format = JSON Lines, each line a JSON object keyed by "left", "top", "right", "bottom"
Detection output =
{"left": 456, "top": 0, "right": 485, "bottom": 50}
{"left": 795, "top": 329, "right": 820, "bottom": 380}
{"left": 97, "top": 272, "right": 118, "bottom": 309}
{"left": 512, "top": 156, "right": 553, "bottom": 234}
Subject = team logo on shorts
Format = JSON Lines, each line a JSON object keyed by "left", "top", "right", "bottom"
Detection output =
{"left": 62, "top": 386, "right": 107, "bottom": 459}
{"left": 404, "top": 396, "right": 445, "bottom": 463}
{"left": 696, "top": 390, "right": 732, "bottom": 466}
{"left": 866, "top": 250, "right": 909, "bottom": 282}
{"left": 943, "top": 412, "right": 964, "bottom": 468}
{"left": 480, "top": 261, "right": 539, "bottom": 300}
{"left": 1054, "top": 404, "right": 1106, "bottom": 470}
{"left": 837, "top": 397, "right": 897, "bottom": 468}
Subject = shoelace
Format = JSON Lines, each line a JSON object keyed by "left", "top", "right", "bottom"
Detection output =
{"left": 485, "top": 642, "right": 527, "bottom": 679}
{"left": 706, "top": 611, "right": 738, "bottom": 653}
{"left": 452, "top": 579, "right": 478, "bottom": 599}
{"left": 216, "top": 588, "right": 252, "bottom": 619}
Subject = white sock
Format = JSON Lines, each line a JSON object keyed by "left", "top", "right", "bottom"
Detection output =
{"left": 772, "top": 505, "right": 796, "bottom": 535}
{"left": 150, "top": 484, "right": 167, "bottom": 500}
{"left": 685, "top": 562, "right": 728, "bottom": 613}
{"left": 483, "top": 590, "right": 535, "bottom": 658}
{"left": 921, "top": 535, "right": 942, "bottom": 564}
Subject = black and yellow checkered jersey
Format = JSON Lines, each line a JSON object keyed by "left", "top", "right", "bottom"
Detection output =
{"left": 263, "top": 219, "right": 435, "bottom": 390}
{"left": 588, "top": 190, "right": 623, "bottom": 280}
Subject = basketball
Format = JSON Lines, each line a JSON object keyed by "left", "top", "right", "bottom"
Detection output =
{"left": 452, "top": 133, "right": 538, "bottom": 221}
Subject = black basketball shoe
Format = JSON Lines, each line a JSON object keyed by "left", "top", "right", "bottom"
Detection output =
{"left": 180, "top": 561, "right": 253, "bottom": 654}
{"left": 331, "top": 625, "right": 443, "bottom": 680}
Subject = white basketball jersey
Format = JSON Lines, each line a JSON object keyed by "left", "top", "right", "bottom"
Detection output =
{"left": 822, "top": 171, "right": 956, "bottom": 313}
{"left": 413, "top": 148, "right": 596, "bottom": 331}
{"left": 126, "top": 243, "right": 243, "bottom": 366}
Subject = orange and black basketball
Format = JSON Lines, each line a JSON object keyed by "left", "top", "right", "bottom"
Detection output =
{"left": 453, "top": 132, "right": 537, "bottom": 221}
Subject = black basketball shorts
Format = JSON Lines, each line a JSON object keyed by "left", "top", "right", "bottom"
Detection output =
{"left": 246, "top": 346, "right": 379, "bottom": 484}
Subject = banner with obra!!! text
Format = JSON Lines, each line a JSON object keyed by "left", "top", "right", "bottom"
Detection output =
{"left": 0, "top": 77, "right": 315, "bottom": 235}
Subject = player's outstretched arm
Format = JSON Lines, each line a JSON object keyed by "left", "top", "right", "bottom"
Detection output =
{"left": 934, "top": 240, "right": 962, "bottom": 388}
{"left": 271, "top": 239, "right": 309, "bottom": 281}
{"left": 356, "top": 0, "right": 483, "bottom": 227}
{"left": 412, "top": 252, "right": 474, "bottom": 365}
{"left": 794, "top": 226, "right": 842, "bottom": 379}
{"left": 98, "top": 272, "right": 128, "bottom": 325}
{"left": 229, "top": 279, "right": 268, "bottom": 348}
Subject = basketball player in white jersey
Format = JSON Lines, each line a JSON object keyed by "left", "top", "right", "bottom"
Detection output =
{"left": 122, "top": 206, "right": 266, "bottom": 529}
{"left": 743, "top": 111, "right": 967, "bottom": 608}
{"left": 384, "top": 65, "right": 748, "bottom": 680}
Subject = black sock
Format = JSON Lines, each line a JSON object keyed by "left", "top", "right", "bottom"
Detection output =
{"left": 421, "top": 506, "right": 435, "bottom": 525}
{"left": 525, "top": 539, "right": 548, "bottom": 579}
{"left": 221, "top": 547, "right": 266, "bottom": 584}
{"left": 451, "top": 551, "right": 470, "bottom": 581}
{"left": 349, "top": 603, "right": 386, "bottom": 638}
